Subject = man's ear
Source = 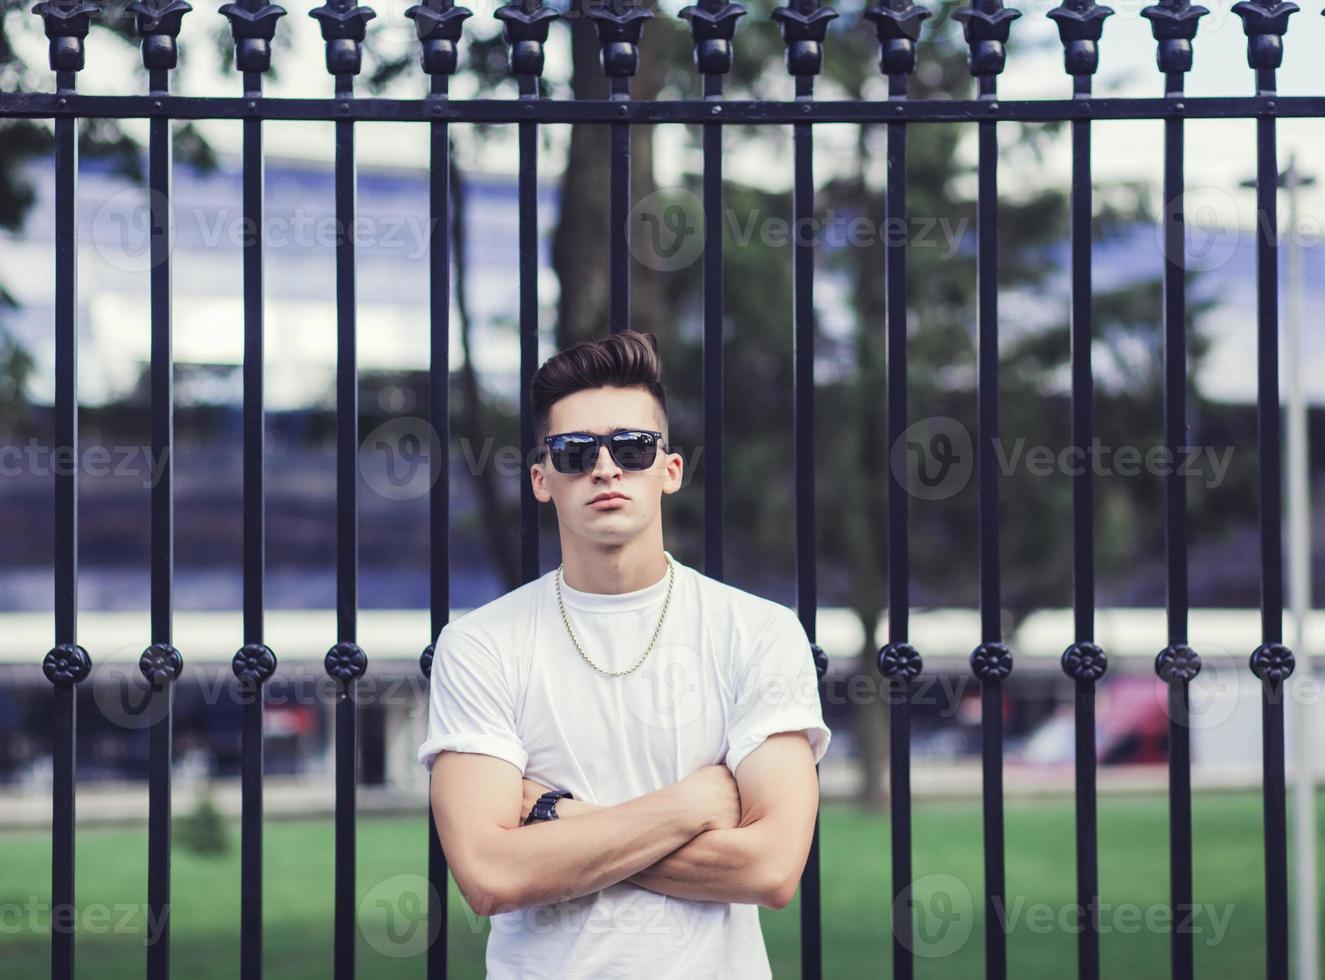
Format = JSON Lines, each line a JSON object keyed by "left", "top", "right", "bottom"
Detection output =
{"left": 531, "top": 459, "right": 552, "bottom": 503}
{"left": 661, "top": 450, "right": 684, "bottom": 496}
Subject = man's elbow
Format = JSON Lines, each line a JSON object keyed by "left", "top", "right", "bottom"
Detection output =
{"left": 760, "top": 867, "right": 800, "bottom": 910}
{"left": 449, "top": 838, "right": 528, "bottom": 917}
{"left": 456, "top": 867, "right": 526, "bottom": 917}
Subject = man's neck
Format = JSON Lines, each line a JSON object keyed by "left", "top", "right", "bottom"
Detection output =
{"left": 559, "top": 541, "right": 669, "bottom": 595}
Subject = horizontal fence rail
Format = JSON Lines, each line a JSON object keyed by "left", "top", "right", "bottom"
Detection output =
{"left": 10, "top": 0, "right": 1306, "bottom": 977}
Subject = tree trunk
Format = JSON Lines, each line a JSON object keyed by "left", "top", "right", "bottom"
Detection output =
{"left": 854, "top": 605, "right": 890, "bottom": 811}
{"left": 452, "top": 144, "right": 520, "bottom": 591}
{"left": 551, "top": 14, "right": 668, "bottom": 347}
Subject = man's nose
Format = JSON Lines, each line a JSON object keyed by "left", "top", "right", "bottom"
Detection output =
{"left": 590, "top": 444, "right": 621, "bottom": 477}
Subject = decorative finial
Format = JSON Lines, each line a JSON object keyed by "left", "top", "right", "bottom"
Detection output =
{"left": 1140, "top": 0, "right": 1209, "bottom": 74}
{"left": 493, "top": 0, "right": 560, "bottom": 79}
{"left": 1047, "top": 0, "right": 1113, "bottom": 76}
{"left": 309, "top": 0, "right": 377, "bottom": 76}
{"left": 31, "top": 0, "right": 100, "bottom": 73}
{"left": 219, "top": 0, "right": 287, "bottom": 74}
{"left": 404, "top": 0, "right": 472, "bottom": 76}
{"left": 770, "top": 0, "right": 839, "bottom": 77}
{"left": 864, "top": 0, "right": 930, "bottom": 76}
{"left": 952, "top": 0, "right": 1021, "bottom": 77}
{"left": 126, "top": 0, "right": 193, "bottom": 71}
{"left": 679, "top": 0, "right": 747, "bottom": 76}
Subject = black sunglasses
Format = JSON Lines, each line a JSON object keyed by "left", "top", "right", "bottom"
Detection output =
{"left": 542, "top": 429, "right": 669, "bottom": 474}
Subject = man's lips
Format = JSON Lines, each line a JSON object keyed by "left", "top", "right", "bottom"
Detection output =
{"left": 589, "top": 493, "right": 627, "bottom": 505}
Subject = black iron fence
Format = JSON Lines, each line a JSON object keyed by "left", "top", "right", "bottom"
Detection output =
{"left": 5, "top": 0, "right": 1306, "bottom": 977}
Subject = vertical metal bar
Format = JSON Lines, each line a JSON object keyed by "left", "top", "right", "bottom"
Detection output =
{"left": 426, "top": 65, "right": 455, "bottom": 980}
{"left": 47, "top": 61, "right": 88, "bottom": 980}
{"left": 883, "top": 67, "right": 918, "bottom": 980}
{"left": 702, "top": 72, "right": 724, "bottom": 581}
{"left": 975, "top": 72, "right": 1007, "bottom": 980}
{"left": 220, "top": 17, "right": 285, "bottom": 976}
{"left": 145, "top": 62, "right": 177, "bottom": 980}
{"left": 789, "top": 68, "right": 823, "bottom": 980}
{"left": 332, "top": 69, "right": 360, "bottom": 980}
{"left": 861, "top": 10, "right": 929, "bottom": 971}
{"left": 1161, "top": 69, "right": 1195, "bottom": 980}
{"left": 1252, "top": 62, "right": 1290, "bottom": 980}
{"left": 518, "top": 70, "right": 541, "bottom": 584}
{"left": 239, "top": 65, "right": 269, "bottom": 980}
{"left": 1065, "top": 64, "right": 1104, "bottom": 980}
{"left": 610, "top": 73, "right": 630, "bottom": 332}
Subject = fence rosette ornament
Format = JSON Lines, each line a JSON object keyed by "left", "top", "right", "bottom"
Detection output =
{"left": 1061, "top": 641, "right": 1107, "bottom": 682}
{"left": 877, "top": 641, "right": 923, "bottom": 679}
{"left": 139, "top": 642, "right": 183, "bottom": 685}
{"left": 811, "top": 642, "right": 829, "bottom": 681}
{"left": 1154, "top": 642, "right": 1201, "bottom": 682}
{"left": 970, "top": 641, "right": 1012, "bottom": 681}
{"left": 1250, "top": 642, "right": 1295, "bottom": 683}
{"left": 232, "top": 642, "right": 278, "bottom": 686}
{"left": 43, "top": 643, "right": 92, "bottom": 686}
{"left": 325, "top": 640, "right": 368, "bottom": 685}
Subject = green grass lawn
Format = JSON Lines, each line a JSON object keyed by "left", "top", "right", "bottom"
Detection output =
{"left": 2, "top": 790, "right": 1321, "bottom": 978}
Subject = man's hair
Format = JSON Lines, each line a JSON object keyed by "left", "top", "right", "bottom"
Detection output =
{"left": 530, "top": 330, "right": 669, "bottom": 447}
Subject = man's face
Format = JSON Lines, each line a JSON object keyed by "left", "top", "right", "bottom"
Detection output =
{"left": 530, "top": 386, "right": 683, "bottom": 545}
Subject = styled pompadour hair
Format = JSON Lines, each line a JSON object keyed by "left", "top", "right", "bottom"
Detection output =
{"left": 529, "top": 330, "right": 669, "bottom": 447}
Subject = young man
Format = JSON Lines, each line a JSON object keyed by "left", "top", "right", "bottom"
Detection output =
{"left": 417, "top": 329, "right": 832, "bottom": 978}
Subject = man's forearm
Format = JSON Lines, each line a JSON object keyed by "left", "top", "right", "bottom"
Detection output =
{"left": 473, "top": 785, "right": 707, "bottom": 913}
{"left": 626, "top": 826, "right": 775, "bottom": 905}
{"left": 528, "top": 789, "right": 773, "bottom": 905}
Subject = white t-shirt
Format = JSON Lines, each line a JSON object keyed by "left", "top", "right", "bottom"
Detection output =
{"left": 417, "top": 549, "right": 832, "bottom": 980}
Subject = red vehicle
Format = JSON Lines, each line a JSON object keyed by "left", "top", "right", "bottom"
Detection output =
{"left": 1019, "top": 675, "right": 1170, "bottom": 766}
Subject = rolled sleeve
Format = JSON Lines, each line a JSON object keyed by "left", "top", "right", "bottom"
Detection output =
{"left": 724, "top": 607, "right": 832, "bottom": 777}
{"left": 417, "top": 623, "right": 528, "bottom": 775}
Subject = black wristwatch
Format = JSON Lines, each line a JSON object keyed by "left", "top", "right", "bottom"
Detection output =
{"left": 523, "top": 789, "right": 573, "bottom": 825}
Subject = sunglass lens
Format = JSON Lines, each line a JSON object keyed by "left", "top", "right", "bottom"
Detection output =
{"left": 551, "top": 434, "right": 598, "bottom": 473}
{"left": 611, "top": 432, "right": 656, "bottom": 470}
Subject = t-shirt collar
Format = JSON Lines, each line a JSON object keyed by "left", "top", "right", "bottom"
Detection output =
{"left": 556, "top": 550, "right": 678, "bottom": 612}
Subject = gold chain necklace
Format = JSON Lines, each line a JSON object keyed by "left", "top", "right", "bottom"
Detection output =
{"left": 555, "top": 554, "right": 675, "bottom": 677}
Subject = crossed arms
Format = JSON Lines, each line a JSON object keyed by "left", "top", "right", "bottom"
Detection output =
{"left": 429, "top": 731, "right": 820, "bottom": 917}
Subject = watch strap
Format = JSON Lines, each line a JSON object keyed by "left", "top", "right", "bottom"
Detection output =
{"left": 524, "top": 789, "right": 574, "bottom": 825}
